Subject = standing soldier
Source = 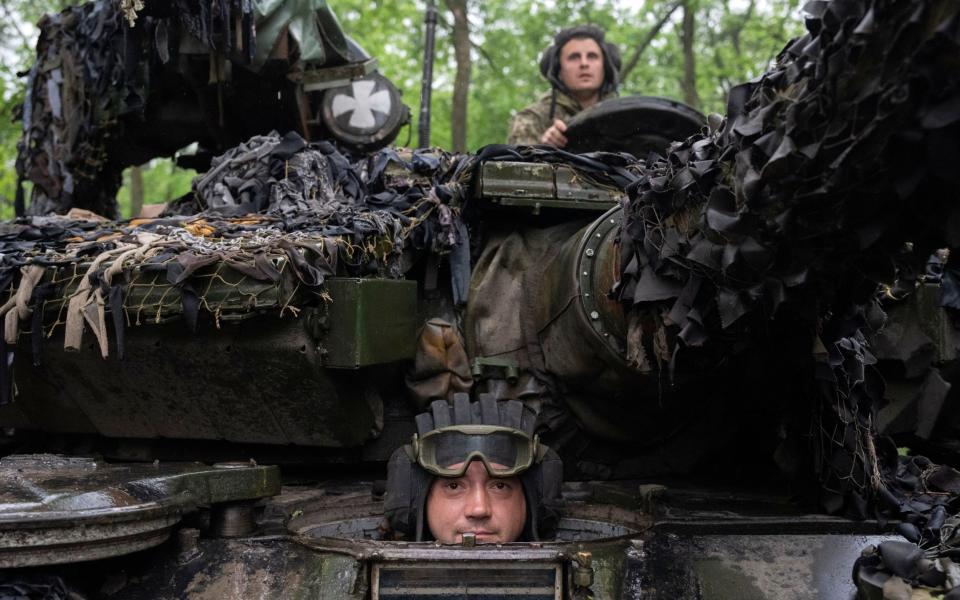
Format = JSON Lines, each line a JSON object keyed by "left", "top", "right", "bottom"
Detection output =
{"left": 507, "top": 25, "right": 621, "bottom": 147}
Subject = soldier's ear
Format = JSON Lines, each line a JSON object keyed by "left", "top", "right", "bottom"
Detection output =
{"left": 604, "top": 42, "right": 621, "bottom": 74}
{"left": 539, "top": 45, "right": 556, "bottom": 80}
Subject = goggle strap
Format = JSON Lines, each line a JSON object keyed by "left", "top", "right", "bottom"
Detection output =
{"left": 403, "top": 441, "right": 417, "bottom": 463}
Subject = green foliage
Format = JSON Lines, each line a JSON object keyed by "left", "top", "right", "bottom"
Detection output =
{"left": 341, "top": 0, "right": 804, "bottom": 151}
{"left": 0, "top": 0, "right": 805, "bottom": 217}
{"left": 116, "top": 160, "right": 197, "bottom": 218}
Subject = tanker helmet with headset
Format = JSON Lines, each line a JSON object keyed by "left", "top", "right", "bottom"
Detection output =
{"left": 384, "top": 395, "right": 564, "bottom": 542}
{"left": 538, "top": 24, "right": 622, "bottom": 120}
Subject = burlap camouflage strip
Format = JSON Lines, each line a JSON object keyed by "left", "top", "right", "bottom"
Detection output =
{"left": 1, "top": 132, "right": 461, "bottom": 366}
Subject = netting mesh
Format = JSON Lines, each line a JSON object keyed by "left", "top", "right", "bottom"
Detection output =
{"left": 1, "top": 217, "right": 405, "bottom": 360}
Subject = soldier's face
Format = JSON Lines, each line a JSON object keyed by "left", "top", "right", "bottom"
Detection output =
{"left": 426, "top": 460, "right": 527, "bottom": 544}
{"left": 558, "top": 37, "right": 604, "bottom": 96}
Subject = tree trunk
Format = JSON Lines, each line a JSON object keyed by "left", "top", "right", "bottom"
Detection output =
{"left": 681, "top": 0, "right": 700, "bottom": 109}
{"left": 620, "top": 0, "right": 683, "bottom": 81}
{"left": 446, "top": 0, "right": 471, "bottom": 152}
{"left": 129, "top": 165, "right": 144, "bottom": 218}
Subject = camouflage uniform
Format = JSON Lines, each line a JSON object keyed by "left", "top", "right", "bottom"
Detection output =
{"left": 507, "top": 90, "right": 616, "bottom": 145}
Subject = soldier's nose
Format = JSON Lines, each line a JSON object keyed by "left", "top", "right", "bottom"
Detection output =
{"left": 465, "top": 488, "right": 492, "bottom": 519}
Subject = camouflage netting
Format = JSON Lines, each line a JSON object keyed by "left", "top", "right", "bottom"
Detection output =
{"left": 15, "top": 0, "right": 257, "bottom": 218}
{"left": 16, "top": 0, "right": 131, "bottom": 218}
{"left": 612, "top": 0, "right": 960, "bottom": 590}
{"left": 0, "top": 132, "right": 471, "bottom": 374}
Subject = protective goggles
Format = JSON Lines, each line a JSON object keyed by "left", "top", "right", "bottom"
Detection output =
{"left": 412, "top": 425, "right": 540, "bottom": 478}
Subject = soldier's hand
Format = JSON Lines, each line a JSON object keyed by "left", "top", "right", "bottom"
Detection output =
{"left": 540, "top": 119, "right": 568, "bottom": 147}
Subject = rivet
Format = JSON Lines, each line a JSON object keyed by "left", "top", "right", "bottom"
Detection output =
{"left": 582, "top": 271, "right": 588, "bottom": 276}
{"left": 585, "top": 248, "right": 595, "bottom": 257}
{"left": 610, "top": 219, "right": 615, "bottom": 224}
{"left": 595, "top": 233, "right": 601, "bottom": 238}
{"left": 584, "top": 293, "right": 590, "bottom": 298}
{"left": 590, "top": 311, "right": 600, "bottom": 320}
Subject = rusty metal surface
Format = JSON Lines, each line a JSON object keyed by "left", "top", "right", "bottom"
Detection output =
{"left": 0, "top": 455, "right": 280, "bottom": 568}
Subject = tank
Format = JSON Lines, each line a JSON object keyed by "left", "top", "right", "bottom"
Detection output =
{"left": 1, "top": 0, "right": 960, "bottom": 599}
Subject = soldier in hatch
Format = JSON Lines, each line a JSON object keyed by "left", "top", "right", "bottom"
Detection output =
{"left": 385, "top": 396, "right": 563, "bottom": 543}
{"left": 507, "top": 25, "right": 621, "bottom": 148}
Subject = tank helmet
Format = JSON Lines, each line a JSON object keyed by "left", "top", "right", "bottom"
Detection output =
{"left": 539, "top": 24, "right": 622, "bottom": 98}
{"left": 385, "top": 394, "right": 563, "bottom": 541}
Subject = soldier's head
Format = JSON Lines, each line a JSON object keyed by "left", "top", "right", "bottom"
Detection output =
{"left": 424, "top": 454, "right": 527, "bottom": 544}
{"left": 385, "top": 396, "right": 563, "bottom": 544}
{"left": 540, "top": 25, "right": 621, "bottom": 101}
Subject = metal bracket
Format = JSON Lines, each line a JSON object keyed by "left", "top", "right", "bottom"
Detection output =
{"left": 477, "top": 161, "right": 622, "bottom": 214}
{"left": 572, "top": 551, "right": 595, "bottom": 589}
{"left": 471, "top": 357, "right": 519, "bottom": 383}
{"left": 298, "top": 58, "right": 379, "bottom": 92}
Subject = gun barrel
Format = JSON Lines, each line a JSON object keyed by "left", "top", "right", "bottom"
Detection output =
{"left": 536, "top": 207, "right": 627, "bottom": 375}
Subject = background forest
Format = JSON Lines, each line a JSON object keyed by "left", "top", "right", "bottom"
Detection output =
{"left": 0, "top": 0, "right": 804, "bottom": 218}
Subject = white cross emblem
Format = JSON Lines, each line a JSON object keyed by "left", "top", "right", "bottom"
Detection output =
{"left": 331, "top": 80, "right": 392, "bottom": 129}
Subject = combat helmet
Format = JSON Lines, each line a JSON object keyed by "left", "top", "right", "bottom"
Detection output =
{"left": 539, "top": 24, "right": 622, "bottom": 102}
{"left": 385, "top": 394, "right": 563, "bottom": 541}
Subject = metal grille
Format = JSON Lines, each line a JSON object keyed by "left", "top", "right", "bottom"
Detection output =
{"left": 372, "top": 561, "right": 562, "bottom": 599}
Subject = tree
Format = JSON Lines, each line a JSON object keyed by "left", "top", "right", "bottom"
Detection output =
{"left": 680, "top": 0, "right": 700, "bottom": 108}
{"left": 0, "top": 0, "right": 806, "bottom": 216}
{"left": 619, "top": 0, "right": 682, "bottom": 81}
{"left": 446, "top": 0, "right": 471, "bottom": 152}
